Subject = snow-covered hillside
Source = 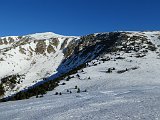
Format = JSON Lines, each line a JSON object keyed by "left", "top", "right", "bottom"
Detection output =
{"left": 0, "top": 31, "right": 160, "bottom": 120}
{"left": 0, "top": 32, "right": 80, "bottom": 98}
{"left": 0, "top": 31, "right": 160, "bottom": 99}
{"left": 0, "top": 31, "right": 120, "bottom": 99}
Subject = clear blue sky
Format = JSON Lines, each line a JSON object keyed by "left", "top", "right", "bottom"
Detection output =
{"left": 0, "top": 0, "right": 160, "bottom": 36}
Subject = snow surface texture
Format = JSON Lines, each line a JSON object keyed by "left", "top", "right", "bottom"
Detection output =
{"left": 0, "top": 31, "right": 160, "bottom": 119}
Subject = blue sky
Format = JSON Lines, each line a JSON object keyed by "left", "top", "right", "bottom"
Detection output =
{"left": 0, "top": 0, "right": 160, "bottom": 36}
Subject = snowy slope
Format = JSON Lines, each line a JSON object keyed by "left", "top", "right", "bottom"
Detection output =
{"left": 0, "top": 31, "right": 160, "bottom": 120}
{"left": 0, "top": 32, "right": 80, "bottom": 98}
{"left": 0, "top": 31, "right": 160, "bottom": 98}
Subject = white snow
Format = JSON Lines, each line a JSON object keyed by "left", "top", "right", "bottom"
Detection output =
{"left": 26, "top": 32, "right": 79, "bottom": 40}
{"left": 0, "top": 31, "right": 160, "bottom": 120}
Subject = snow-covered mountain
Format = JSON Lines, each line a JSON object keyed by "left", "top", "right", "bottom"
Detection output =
{"left": 0, "top": 31, "right": 160, "bottom": 119}
{"left": 0, "top": 31, "right": 160, "bottom": 100}
{"left": 0, "top": 32, "right": 81, "bottom": 98}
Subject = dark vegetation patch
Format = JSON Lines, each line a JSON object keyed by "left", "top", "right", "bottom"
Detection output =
{"left": 0, "top": 64, "right": 86, "bottom": 102}
{"left": 50, "top": 38, "right": 59, "bottom": 47}
{"left": 0, "top": 83, "right": 5, "bottom": 97}
{"left": 0, "top": 58, "right": 4, "bottom": 61}
{"left": 117, "top": 67, "right": 139, "bottom": 74}
{"left": 19, "top": 46, "right": 26, "bottom": 54}
{"left": 47, "top": 44, "right": 55, "bottom": 54}
{"left": 1, "top": 74, "right": 24, "bottom": 91}
{"left": 35, "top": 40, "right": 46, "bottom": 55}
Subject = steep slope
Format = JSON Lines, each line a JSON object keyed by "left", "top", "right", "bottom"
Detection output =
{"left": 0, "top": 31, "right": 160, "bottom": 120}
{"left": 0, "top": 32, "right": 121, "bottom": 99}
{"left": 0, "top": 32, "right": 80, "bottom": 98}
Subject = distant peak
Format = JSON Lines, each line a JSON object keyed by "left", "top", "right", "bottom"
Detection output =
{"left": 26, "top": 32, "right": 63, "bottom": 39}
{"left": 25, "top": 32, "right": 79, "bottom": 40}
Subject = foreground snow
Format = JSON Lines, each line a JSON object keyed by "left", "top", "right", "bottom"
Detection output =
{"left": 1, "top": 86, "right": 160, "bottom": 120}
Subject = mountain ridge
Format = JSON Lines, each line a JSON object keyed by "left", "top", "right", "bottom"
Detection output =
{"left": 0, "top": 31, "right": 160, "bottom": 101}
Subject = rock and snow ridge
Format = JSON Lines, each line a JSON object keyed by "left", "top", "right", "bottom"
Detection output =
{"left": 0, "top": 31, "right": 160, "bottom": 100}
{"left": 0, "top": 32, "right": 80, "bottom": 98}
{"left": 0, "top": 31, "right": 160, "bottom": 120}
